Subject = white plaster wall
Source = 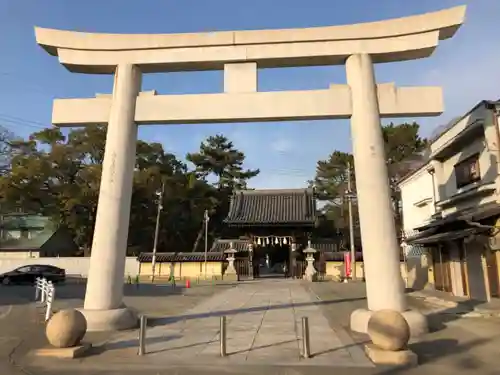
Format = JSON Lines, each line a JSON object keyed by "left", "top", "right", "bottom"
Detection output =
{"left": 0, "top": 257, "right": 140, "bottom": 277}
{"left": 399, "top": 167, "right": 434, "bottom": 232}
{"left": 430, "top": 106, "right": 488, "bottom": 155}
{"left": 429, "top": 104, "right": 500, "bottom": 215}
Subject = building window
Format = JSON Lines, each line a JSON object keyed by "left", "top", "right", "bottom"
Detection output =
{"left": 454, "top": 154, "right": 480, "bottom": 188}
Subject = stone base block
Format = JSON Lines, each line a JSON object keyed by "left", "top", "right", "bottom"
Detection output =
{"left": 31, "top": 344, "right": 91, "bottom": 359}
{"left": 78, "top": 306, "right": 138, "bottom": 332}
{"left": 351, "top": 308, "right": 428, "bottom": 338}
{"left": 223, "top": 273, "right": 238, "bottom": 281}
{"left": 365, "top": 344, "right": 418, "bottom": 366}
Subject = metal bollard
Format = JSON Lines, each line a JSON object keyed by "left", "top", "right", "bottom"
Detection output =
{"left": 135, "top": 275, "right": 140, "bottom": 288}
{"left": 301, "top": 316, "right": 311, "bottom": 359}
{"left": 220, "top": 316, "right": 227, "bottom": 357}
{"left": 138, "top": 315, "right": 147, "bottom": 356}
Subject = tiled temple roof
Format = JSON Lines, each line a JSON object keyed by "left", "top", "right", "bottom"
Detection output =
{"left": 137, "top": 252, "right": 225, "bottom": 263}
{"left": 137, "top": 250, "right": 403, "bottom": 262}
{"left": 224, "top": 188, "right": 316, "bottom": 227}
{"left": 210, "top": 238, "right": 343, "bottom": 253}
{"left": 321, "top": 251, "right": 364, "bottom": 262}
{"left": 209, "top": 239, "right": 252, "bottom": 252}
{"left": 308, "top": 239, "right": 342, "bottom": 253}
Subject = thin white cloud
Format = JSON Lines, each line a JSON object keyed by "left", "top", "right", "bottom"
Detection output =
{"left": 270, "top": 138, "right": 294, "bottom": 154}
{"left": 249, "top": 173, "right": 309, "bottom": 189}
{"left": 420, "top": 50, "right": 500, "bottom": 123}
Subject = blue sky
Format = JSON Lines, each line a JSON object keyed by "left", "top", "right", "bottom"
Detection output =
{"left": 0, "top": 0, "right": 498, "bottom": 189}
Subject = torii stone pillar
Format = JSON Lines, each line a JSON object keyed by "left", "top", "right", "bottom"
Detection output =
{"left": 346, "top": 54, "right": 426, "bottom": 336}
{"left": 82, "top": 64, "right": 142, "bottom": 330}
{"left": 34, "top": 5, "right": 465, "bottom": 331}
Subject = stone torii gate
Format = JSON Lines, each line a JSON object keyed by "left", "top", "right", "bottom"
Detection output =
{"left": 35, "top": 5, "right": 466, "bottom": 332}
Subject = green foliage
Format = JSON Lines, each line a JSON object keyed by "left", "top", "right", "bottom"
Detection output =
{"left": 186, "top": 134, "right": 260, "bottom": 190}
{"left": 0, "top": 120, "right": 422, "bottom": 254}
{"left": 186, "top": 134, "right": 260, "bottom": 251}
{"left": 311, "top": 122, "right": 428, "bottom": 245}
{"left": 0, "top": 127, "right": 257, "bottom": 254}
{"left": 0, "top": 125, "right": 17, "bottom": 176}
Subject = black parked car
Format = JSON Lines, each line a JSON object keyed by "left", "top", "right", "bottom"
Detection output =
{"left": 0, "top": 264, "right": 66, "bottom": 285}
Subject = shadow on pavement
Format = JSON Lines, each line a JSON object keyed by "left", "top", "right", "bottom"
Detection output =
{"left": 313, "top": 340, "right": 369, "bottom": 357}
{"left": 373, "top": 337, "right": 491, "bottom": 374}
{"left": 149, "top": 296, "right": 367, "bottom": 327}
{"left": 0, "top": 282, "right": 238, "bottom": 308}
{"left": 424, "top": 300, "right": 485, "bottom": 333}
{"left": 87, "top": 334, "right": 183, "bottom": 356}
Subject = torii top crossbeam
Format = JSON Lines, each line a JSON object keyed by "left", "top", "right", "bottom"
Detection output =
{"left": 35, "top": 6, "right": 465, "bottom": 74}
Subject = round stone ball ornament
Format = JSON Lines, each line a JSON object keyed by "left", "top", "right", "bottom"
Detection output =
{"left": 367, "top": 309, "right": 410, "bottom": 351}
{"left": 46, "top": 309, "right": 88, "bottom": 348}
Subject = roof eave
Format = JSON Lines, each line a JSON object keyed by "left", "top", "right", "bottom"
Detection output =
{"left": 225, "top": 221, "right": 316, "bottom": 227}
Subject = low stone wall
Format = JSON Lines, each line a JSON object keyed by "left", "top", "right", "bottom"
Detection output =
{"left": 138, "top": 261, "right": 223, "bottom": 279}
{"left": 325, "top": 261, "right": 408, "bottom": 281}
{"left": 0, "top": 257, "right": 409, "bottom": 283}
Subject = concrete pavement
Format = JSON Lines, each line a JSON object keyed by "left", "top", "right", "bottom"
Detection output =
{"left": 310, "top": 281, "right": 500, "bottom": 375}
{"left": 25, "top": 279, "right": 374, "bottom": 371}
{"left": 0, "top": 281, "right": 235, "bottom": 375}
{"left": 4, "top": 279, "right": 500, "bottom": 374}
{"left": 0, "top": 292, "right": 47, "bottom": 375}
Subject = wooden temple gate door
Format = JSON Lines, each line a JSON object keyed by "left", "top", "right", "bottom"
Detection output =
{"left": 235, "top": 258, "right": 251, "bottom": 280}
{"left": 317, "top": 251, "right": 327, "bottom": 281}
{"left": 433, "top": 246, "right": 453, "bottom": 293}
{"left": 485, "top": 249, "right": 499, "bottom": 298}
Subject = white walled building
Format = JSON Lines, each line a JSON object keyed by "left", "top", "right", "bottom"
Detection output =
{"left": 400, "top": 165, "right": 436, "bottom": 235}
{"left": 398, "top": 100, "right": 500, "bottom": 301}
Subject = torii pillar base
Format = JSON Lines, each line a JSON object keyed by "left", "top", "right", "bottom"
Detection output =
{"left": 78, "top": 306, "right": 138, "bottom": 332}
{"left": 351, "top": 308, "right": 428, "bottom": 338}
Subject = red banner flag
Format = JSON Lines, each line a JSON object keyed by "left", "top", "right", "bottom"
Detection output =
{"left": 344, "top": 252, "right": 351, "bottom": 278}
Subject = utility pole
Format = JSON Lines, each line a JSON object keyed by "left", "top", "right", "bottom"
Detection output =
{"left": 347, "top": 161, "right": 357, "bottom": 280}
{"left": 204, "top": 209, "right": 209, "bottom": 279}
{"left": 151, "top": 180, "right": 165, "bottom": 282}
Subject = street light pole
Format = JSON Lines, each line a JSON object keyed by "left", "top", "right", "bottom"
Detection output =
{"left": 151, "top": 180, "right": 165, "bottom": 281}
{"left": 347, "top": 161, "right": 357, "bottom": 280}
{"left": 204, "top": 209, "right": 209, "bottom": 279}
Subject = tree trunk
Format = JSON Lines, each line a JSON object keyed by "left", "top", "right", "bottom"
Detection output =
{"left": 191, "top": 224, "right": 204, "bottom": 253}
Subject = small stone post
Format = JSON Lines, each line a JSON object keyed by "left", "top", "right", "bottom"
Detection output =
{"left": 291, "top": 242, "right": 297, "bottom": 279}
{"left": 248, "top": 243, "right": 254, "bottom": 280}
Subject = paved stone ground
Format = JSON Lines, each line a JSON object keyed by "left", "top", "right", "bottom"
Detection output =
{"left": 5, "top": 279, "right": 500, "bottom": 374}
{"left": 0, "top": 290, "right": 47, "bottom": 375}
{"left": 0, "top": 281, "right": 235, "bottom": 375}
{"left": 25, "top": 279, "right": 373, "bottom": 371}
{"left": 309, "top": 281, "right": 500, "bottom": 375}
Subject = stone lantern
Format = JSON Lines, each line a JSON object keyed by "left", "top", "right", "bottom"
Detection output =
{"left": 247, "top": 243, "right": 254, "bottom": 280}
{"left": 224, "top": 243, "right": 238, "bottom": 281}
{"left": 303, "top": 241, "right": 317, "bottom": 282}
